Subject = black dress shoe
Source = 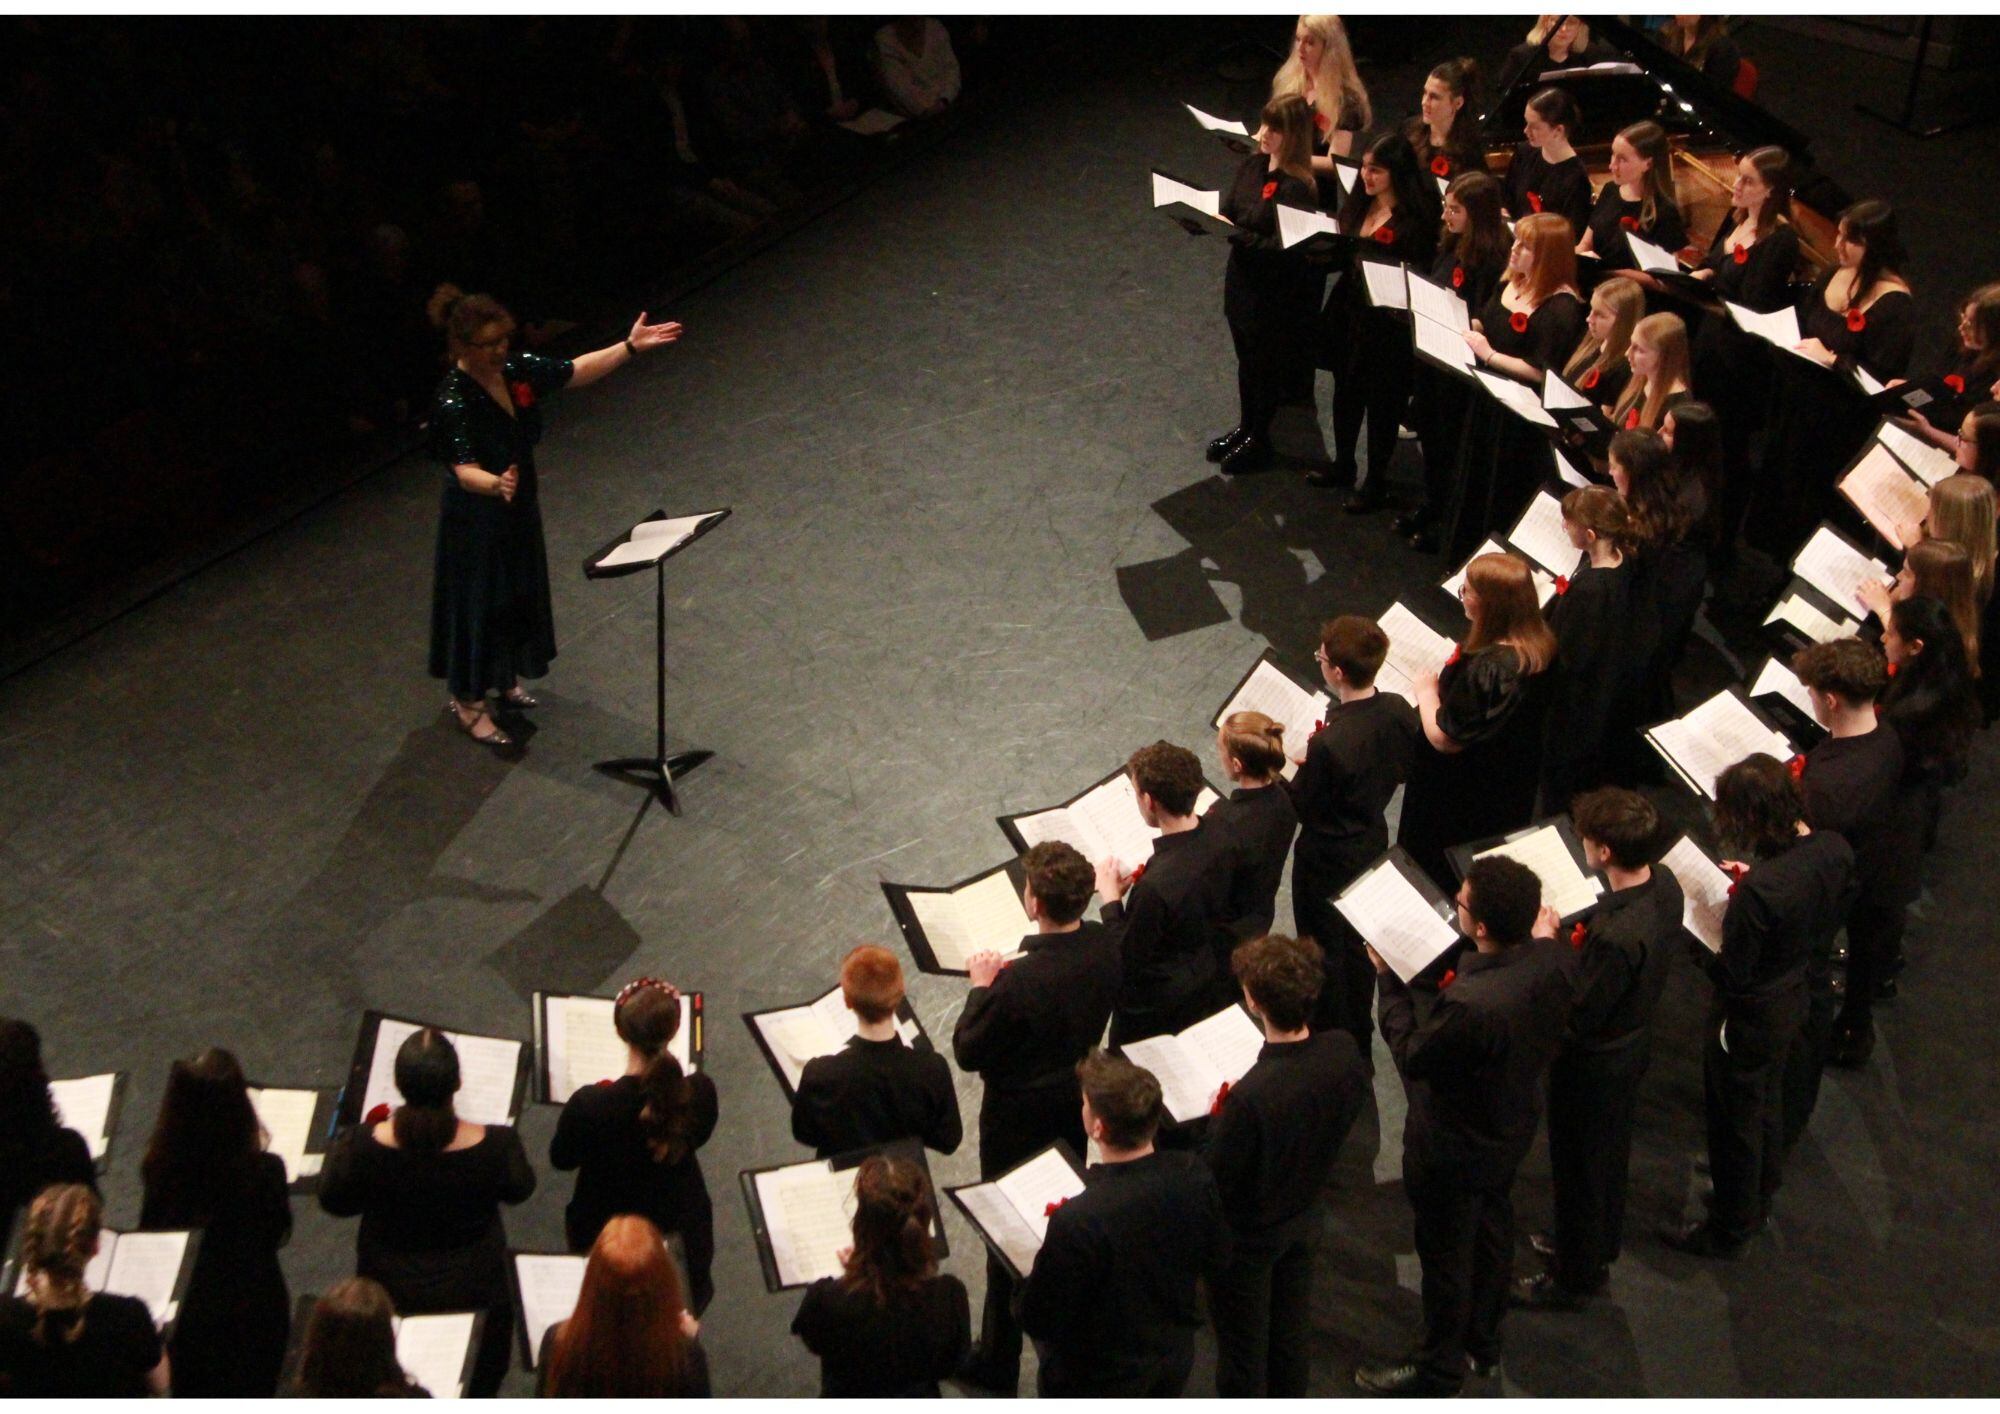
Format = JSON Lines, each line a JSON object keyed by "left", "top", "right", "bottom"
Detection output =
{"left": 1220, "top": 437, "right": 1273, "bottom": 476}
{"left": 1527, "top": 1229, "right": 1557, "bottom": 1261}
{"left": 1307, "top": 460, "right": 1358, "bottom": 489}
{"left": 1510, "top": 1271, "right": 1592, "bottom": 1311}
{"left": 1828, "top": 1020, "right": 1875, "bottom": 1067}
{"left": 1660, "top": 1219, "right": 1746, "bottom": 1259}
{"left": 1354, "top": 1361, "right": 1462, "bottom": 1397}
{"left": 1206, "top": 426, "right": 1249, "bottom": 463}
{"left": 1343, "top": 489, "right": 1387, "bottom": 514}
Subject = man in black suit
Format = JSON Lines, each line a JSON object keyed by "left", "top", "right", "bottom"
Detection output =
{"left": 1097, "top": 740, "right": 1236, "bottom": 1046}
{"left": 951, "top": 841, "right": 1120, "bottom": 1394}
{"left": 1019, "top": 1051, "right": 1231, "bottom": 1397}
{"left": 791, "top": 945, "right": 962, "bottom": 1159}
{"left": 1357, "top": 856, "right": 1574, "bottom": 1397}
{"left": 1206, "top": 933, "right": 1367, "bottom": 1396}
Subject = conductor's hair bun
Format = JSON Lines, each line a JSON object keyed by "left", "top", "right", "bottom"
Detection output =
{"left": 426, "top": 282, "right": 466, "bottom": 331}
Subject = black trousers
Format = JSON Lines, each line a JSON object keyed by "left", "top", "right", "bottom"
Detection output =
{"left": 1412, "top": 367, "right": 1470, "bottom": 524}
{"left": 1703, "top": 986, "right": 1807, "bottom": 1242}
{"left": 1333, "top": 313, "right": 1416, "bottom": 492}
{"left": 1407, "top": 1167, "right": 1516, "bottom": 1384}
{"left": 1210, "top": 1226, "right": 1315, "bottom": 1397}
{"left": 972, "top": 1088, "right": 1086, "bottom": 1386}
{"left": 1781, "top": 974, "right": 1842, "bottom": 1152}
{"left": 1546, "top": 1043, "right": 1647, "bottom": 1290}
{"left": 1227, "top": 310, "right": 1311, "bottom": 442}
{"left": 1294, "top": 850, "right": 1375, "bottom": 1062}
{"left": 1835, "top": 898, "right": 1907, "bottom": 1035}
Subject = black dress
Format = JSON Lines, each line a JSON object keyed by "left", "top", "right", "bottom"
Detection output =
{"left": 1402, "top": 119, "right": 1486, "bottom": 187}
{"left": 1400, "top": 645, "right": 1552, "bottom": 887}
{"left": 1629, "top": 528, "right": 1709, "bottom": 732}
{"left": 318, "top": 1124, "right": 537, "bottom": 1399}
{"left": 1690, "top": 220, "right": 1801, "bottom": 548}
{"left": 0, "top": 1292, "right": 161, "bottom": 1398}
{"left": 1329, "top": 193, "right": 1439, "bottom": 494}
{"left": 139, "top": 1152, "right": 292, "bottom": 1396}
{"left": 548, "top": 1071, "right": 721, "bottom": 1311}
{"left": 1541, "top": 559, "right": 1644, "bottom": 809}
{"left": 791, "top": 1273, "right": 971, "bottom": 1397}
{"left": 1442, "top": 288, "right": 1586, "bottom": 562}
{"left": 1503, "top": 145, "right": 1593, "bottom": 237}
{"left": 1220, "top": 158, "right": 1322, "bottom": 443}
{"left": 1581, "top": 184, "right": 1687, "bottom": 273}
{"left": 0, "top": 1124, "right": 94, "bottom": 1255}
{"left": 1752, "top": 272, "right": 1915, "bottom": 556}
{"left": 1412, "top": 244, "right": 1506, "bottom": 527}
{"left": 427, "top": 350, "right": 574, "bottom": 699}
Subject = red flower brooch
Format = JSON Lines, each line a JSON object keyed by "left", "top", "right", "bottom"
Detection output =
{"left": 1553, "top": 574, "right": 1571, "bottom": 595}
{"left": 1431, "top": 155, "right": 1452, "bottom": 177}
{"left": 1620, "top": 215, "right": 1640, "bottom": 232}
{"left": 1569, "top": 920, "right": 1588, "bottom": 950}
{"left": 1624, "top": 407, "right": 1641, "bottom": 429}
{"left": 1722, "top": 860, "right": 1747, "bottom": 898}
{"left": 1374, "top": 226, "right": 1396, "bottom": 245}
{"left": 364, "top": 1103, "right": 391, "bottom": 1125}
{"left": 1787, "top": 753, "right": 1807, "bottom": 780}
{"left": 1209, "top": 1081, "right": 1232, "bottom": 1116}
{"left": 1451, "top": 265, "right": 1466, "bottom": 289}
{"left": 1580, "top": 366, "right": 1600, "bottom": 389}
{"left": 1846, "top": 308, "right": 1868, "bottom": 334}
{"left": 1044, "top": 1197, "right": 1068, "bottom": 1218}
{"left": 1527, "top": 191, "right": 1544, "bottom": 213}
{"left": 1509, "top": 310, "right": 1530, "bottom": 334}
{"left": 1127, "top": 862, "right": 1148, "bottom": 889}
{"left": 1885, "top": 660, "right": 1899, "bottom": 678}
{"left": 1261, "top": 180, "right": 1278, "bottom": 201}
{"left": 1439, "top": 968, "right": 1457, "bottom": 990}
{"left": 1945, "top": 373, "right": 1966, "bottom": 393}
{"left": 1445, "top": 643, "right": 1463, "bottom": 667}
{"left": 1732, "top": 244, "right": 1750, "bottom": 265}
{"left": 509, "top": 380, "right": 536, "bottom": 408}
{"left": 1314, "top": 111, "right": 1331, "bottom": 133}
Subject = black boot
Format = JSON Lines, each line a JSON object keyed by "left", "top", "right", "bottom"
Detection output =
{"left": 1206, "top": 426, "right": 1249, "bottom": 463}
{"left": 1221, "top": 435, "right": 1274, "bottom": 476}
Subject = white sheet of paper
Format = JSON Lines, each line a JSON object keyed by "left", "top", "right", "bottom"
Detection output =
{"left": 48, "top": 1073, "right": 118, "bottom": 1161}
{"left": 1185, "top": 103, "right": 1249, "bottom": 137}
{"left": 955, "top": 1181, "right": 1044, "bottom": 1280}
{"left": 596, "top": 513, "right": 714, "bottom": 570}
{"left": 544, "top": 993, "right": 693, "bottom": 1102}
{"left": 1182, "top": 1005, "right": 1265, "bottom": 1090}
{"left": 1375, "top": 601, "right": 1457, "bottom": 705}
{"left": 247, "top": 1087, "right": 319, "bottom": 1184}
{"left": 1837, "top": 445, "right": 1930, "bottom": 548}
{"left": 1476, "top": 370, "right": 1558, "bottom": 427}
{"left": 992, "top": 1148, "right": 1087, "bottom": 1252}
{"left": 1623, "top": 230, "right": 1683, "bottom": 275}
{"left": 1552, "top": 443, "right": 1594, "bottom": 489}
{"left": 1750, "top": 658, "right": 1817, "bottom": 721}
{"left": 1542, "top": 370, "right": 1593, "bottom": 411}
{"left": 1412, "top": 313, "right": 1475, "bottom": 372}
{"left": 1121, "top": 1031, "right": 1224, "bottom": 1124}
{"left": 906, "top": 870, "right": 1029, "bottom": 972}
{"left": 1793, "top": 526, "right": 1890, "bottom": 616}
{"left": 1215, "top": 658, "right": 1329, "bottom": 782}
{"left": 514, "top": 1254, "right": 587, "bottom": 1367}
{"left": 838, "top": 108, "right": 904, "bottom": 136}
{"left": 1334, "top": 858, "right": 1459, "bottom": 983}
{"left": 103, "top": 1230, "right": 190, "bottom": 1329}
{"left": 1276, "top": 202, "right": 1340, "bottom": 249}
{"left": 394, "top": 1311, "right": 478, "bottom": 1399}
{"left": 1723, "top": 301, "right": 1810, "bottom": 361}
{"left": 1407, "top": 273, "right": 1469, "bottom": 332}
{"left": 1508, "top": 491, "right": 1583, "bottom": 579}
{"left": 1660, "top": 837, "right": 1730, "bottom": 954}
{"left": 1877, "top": 419, "right": 1960, "bottom": 488}
{"left": 1542, "top": 60, "right": 1644, "bottom": 78}
{"left": 1648, "top": 691, "right": 1794, "bottom": 798}
{"left": 1443, "top": 541, "right": 1555, "bottom": 608}
{"left": 1854, "top": 365, "right": 1886, "bottom": 397}
{"left": 361, "top": 1019, "right": 521, "bottom": 1128}
{"left": 1474, "top": 825, "right": 1603, "bottom": 918}
{"left": 1362, "top": 262, "right": 1409, "bottom": 310}
{"left": 755, "top": 1161, "right": 859, "bottom": 1287}
{"left": 1765, "top": 594, "right": 1849, "bottom": 645}
{"left": 1151, "top": 170, "right": 1220, "bottom": 218}
{"left": 1333, "top": 162, "right": 1356, "bottom": 196}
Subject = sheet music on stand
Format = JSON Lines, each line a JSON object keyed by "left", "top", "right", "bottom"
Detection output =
{"left": 1362, "top": 261, "right": 1410, "bottom": 311}
{"left": 1791, "top": 524, "right": 1891, "bottom": 619}
{"left": 946, "top": 1143, "right": 1088, "bottom": 1283}
{"left": 1333, "top": 848, "right": 1462, "bottom": 983}
{"left": 1151, "top": 167, "right": 1221, "bottom": 218}
{"left": 1118, "top": 1003, "right": 1265, "bottom": 1124}
{"left": 1748, "top": 656, "right": 1824, "bottom": 743}
{"left": 1442, "top": 540, "right": 1556, "bottom": 608}
{"left": 741, "top": 1139, "right": 946, "bottom": 1292}
{"left": 1475, "top": 370, "right": 1558, "bottom": 428}
{"left": 998, "top": 765, "right": 1221, "bottom": 870}
{"left": 1407, "top": 271, "right": 1470, "bottom": 332}
{"left": 343, "top": 1012, "right": 528, "bottom": 1129}
{"left": 1658, "top": 835, "right": 1732, "bottom": 954}
{"left": 743, "top": 987, "right": 926, "bottom": 1099}
{"left": 1185, "top": 102, "right": 1251, "bottom": 145}
{"left": 589, "top": 509, "right": 732, "bottom": 573}
{"left": 1375, "top": 600, "right": 1459, "bottom": 705}
{"left": 1411, "top": 311, "right": 1477, "bottom": 379}
{"left": 882, "top": 859, "right": 1031, "bottom": 976}
{"left": 49, "top": 1072, "right": 125, "bottom": 1168}
{"left": 1506, "top": 489, "right": 1584, "bottom": 580}
{"left": 11, "top": 1229, "right": 199, "bottom": 1334}
{"left": 1836, "top": 442, "right": 1930, "bottom": 548}
{"left": 1876, "top": 418, "right": 1960, "bottom": 488}
{"left": 1645, "top": 688, "right": 1795, "bottom": 799}
{"left": 1276, "top": 202, "right": 1346, "bottom": 251}
{"left": 533, "top": 990, "right": 703, "bottom": 1103}
{"left": 1210, "top": 653, "right": 1330, "bottom": 782}
{"left": 392, "top": 1311, "right": 483, "bottom": 1399}
{"left": 1764, "top": 592, "right": 1850, "bottom": 646}
{"left": 1449, "top": 817, "right": 1603, "bottom": 924}
{"left": 247, "top": 1086, "right": 333, "bottom": 1187}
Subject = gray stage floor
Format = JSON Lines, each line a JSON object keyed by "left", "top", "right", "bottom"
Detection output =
{"left": 4, "top": 21, "right": 1997, "bottom": 1398}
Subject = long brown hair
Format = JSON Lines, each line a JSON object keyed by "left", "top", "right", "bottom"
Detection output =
{"left": 1261, "top": 94, "right": 1317, "bottom": 186}
{"left": 614, "top": 981, "right": 697, "bottom": 1165}
{"left": 1959, "top": 284, "right": 2000, "bottom": 386}
{"left": 1905, "top": 539, "right": 1981, "bottom": 670}
{"left": 1509, "top": 212, "right": 1579, "bottom": 306}
{"left": 1561, "top": 484, "right": 1639, "bottom": 557}
{"left": 1611, "top": 313, "right": 1691, "bottom": 430}
{"left": 1444, "top": 170, "right": 1510, "bottom": 273}
{"left": 19, "top": 1184, "right": 101, "bottom": 1345}
{"left": 142, "top": 1047, "right": 266, "bottom": 1228}
{"left": 840, "top": 1154, "right": 939, "bottom": 1305}
{"left": 1463, "top": 554, "right": 1556, "bottom": 674}
{"left": 1616, "top": 120, "right": 1679, "bottom": 231}
{"left": 295, "top": 1277, "right": 422, "bottom": 1397}
{"left": 1733, "top": 145, "right": 1795, "bottom": 241}
{"left": 1564, "top": 277, "right": 1643, "bottom": 383}
{"left": 545, "top": 1216, "right": 698, "bottom": 1397}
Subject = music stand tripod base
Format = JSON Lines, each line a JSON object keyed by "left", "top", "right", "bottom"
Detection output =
{"left": 594, "top": 749, "right": 714, "bottom": 814}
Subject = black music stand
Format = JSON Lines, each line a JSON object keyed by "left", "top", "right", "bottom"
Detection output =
{"left": 583, "top": 508, "right": 731, "bottom": 814}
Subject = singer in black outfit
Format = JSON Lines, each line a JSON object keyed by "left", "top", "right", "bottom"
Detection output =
{"left": 1402, "top": 57, "right": 1487, "bottom": 185}
{"left": 792, "top": 946, "right": 962, "bottom": 1159}
{"left": 1666, "top": 756, "right": 1853, "bottom": 1258}
{"left": 1578, "top": 120, "right": 1687, "bottom": 275}
{"left": 1502, "top": 88, "right": 1593, "bottom": 238}
{"left": 951, "top": 842, "right": 1120, "bottom": 1395}
{"left": 0, "top": 1019, "right": 97, "bottom": 1256}
{"left": 1359, "top": 857, "right": 1574, "bottom": 1397}
{"left": 1206, "top": 935, "right": 1367, "bottom": 1397}
{"left": 1208, "top": 95, "right": 1322, "bottom": 478}
{"left": 1519, "top": 790, "right": 1683, "bottom": 1309}
{"left": 1324, "top": 133, "right": 1440, "bottom": 511}
{"left": 1209, "top": 711, "right": 1300, "bottom": 949}
{"left": 1541, "top": 487, "right": 1644, "bottom": 808}
{"left": 1288, "top": 616, "right": 1422, "bottom": 1056}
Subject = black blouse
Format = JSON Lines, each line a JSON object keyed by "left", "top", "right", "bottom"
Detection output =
{"left": 1402, "top": 118, "right": 1485, "bottom": 185}
{"left": 791, "top": 1274, "right": 971, "bottom": 1397}
{"left": 0, "top": 1293, "right": 161, "bottom": 1398}
{"left": 1477, "top": 286, "right": 1587, "bottom": 376}
{"left": 1583, "top": 184, "right": 1687, "bottom": 269}
{"left": 1797, "top": 271, "right": 1916, "bottom": 384}
{"left": 1220, "top": 157, "right": 1321, "bottom": 313}
{"left": 1436, "top": 645, "right": 1535, "bottom": 748}
{"left": 1701, "top": 219, "right": 1800, "bottom": 311}
{"left": 1428, "top": 243, "right": 1506, "bottom": 319}
{"left": 1504, "top": 145, "right": 1593, "bottom": 236}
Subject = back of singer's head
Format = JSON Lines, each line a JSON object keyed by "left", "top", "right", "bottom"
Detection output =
{"left": 393, "top": 1027, "right": 461, "bottom": 1152}
{"left": 142, "top": 1047, "right": 263, "bottom": 1225}
{"left": 1127, "top": 740, "right": 1206, "bottom": 817}
{"left": 296, "top": 1277, "right": 412, "bottom": 1397}
{"left": 842, "top": 1154, "right": 938, "bottom": 1304}
{"left": 1561, "top": 484, "right": 1638, "bottom": 556}
{"left": 614, "top": 979, "right": 682, "bottom": 1057}
{"left": 20, "top": 1184, "right": 100, "bottom": 1290}
{"left": 1792, "top": 636, "right": 1888, "bottom": 707}
{"left": 1320, "top": 614, "right": 1388, "bottom": 688}
{"left": 547, "top": 1215, "right": 696, "bottom": 1397}
{"left": 840, "top": 945, "right": 905, "bottom": 1023}
{"left": 1571, "top": 787, "right": 1660, "bottom": 870}
{"left": 1077, "top": 1050, "right": 1164, "bottom": 1150}
{"left": 1464, "top": 553, "right": 1556, "bottom": 674}
{"left": 1715, "top": 754, "right": 1805, "bottom": 859}
{"left": 1460, "top": 856, "right": 1540, "bottom": 947}
{"left": 1220, "top": 710, "right": 1287, "bottom": 783}
{"left": 1022, "top": 841, "right": 1093, "bottom": 925}
{"left": 1233, "top": 933, "right": 1324, "bottom": 1031}
{"left": 0, "top": 1017, "right": 58, "bottom": 1151}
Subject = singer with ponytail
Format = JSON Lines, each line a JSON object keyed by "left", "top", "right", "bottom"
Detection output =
{"left": 1209, "top": 710, "right": 1301, "bottom": 949}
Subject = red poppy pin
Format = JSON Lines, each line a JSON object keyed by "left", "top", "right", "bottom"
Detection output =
{"left": 596, "top": 1077, "right": 614, "bottom": 1087}
{"left": 364, "top": 1103, "right": 391, "bottom": 1125}
{"left": 1261, "top": 180, "right": 1278, "bottom": 201}
{"left": 1315, "top": 111, "right": 1331, "bottom": 132}
{"left": 1581, "top": 366, "right": 1600, "bottom": 389}
{"left": 1569, "top": 920, "right": 1588, "bottom": 950}
{"left": 1527, "top": 191, "right": 1544, "bottom": 213}
{"left": 1624, "top": 407, "right": 1641, "bottom": 429}
{"left": 1209, "top": 1080, "right": 1232, "bottom": 1116}
{"left": 1620, "top": 215, "right": 1640, "bottom": 232}
{"left": 1044, "top": 1197, "right": 1068, "bottom": 1218}
{"left": 1439, "top": 968, "right": 1457, "bottom": 990}
{"left": 1846, "top": 307, "right": 1868, "bottom": 334}
{"left": 1451, "top": 265, "right": 1466, "bottom": 289}
{"left": 1945, "top": 373, "right": 1966, "bottom": 393}
{"left": 1732, "top": 244, "right": 1749, "bottom": 265}
{"left": 1313, "top": 718, "right": 1327, "bottom": 734}
{"left": 1787, "top": 753, "right": 1807, "bottom": 781}
{"left": 1445, "top": 642, "right": 1463, "bottom": 667}
{"left": 1722, "top": 860, "right": 1747, "bottom": 898}
{"left": 1554, "top": 574, "right": 1570, "bottom": 595}
{"left": 509, "top": 380, "right": 536, "bottom": 408}
{"left": 1127, "top": 862, "right": 1148, "bottom": 889}
{"left": 1374, "top": 225, "right": 1396, "bottom": 246}
{"left": 1431, "top": 155, "right": 1452, "bottom": 177}
{"left": 1885, "top": 660, "right": 1899, "bottom": 678}
{"left": 1510, "top": 310, "right": 1530, "bottom": 334}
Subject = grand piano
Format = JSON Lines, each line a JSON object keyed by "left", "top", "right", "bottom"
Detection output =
{"left": 1481, "top": 17, "right": 1853, "bottom": 273}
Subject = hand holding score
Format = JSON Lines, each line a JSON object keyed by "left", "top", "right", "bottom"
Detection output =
{"left": 1794, "top": 336, "right": 1838, "bottom": 368}
{"left": 1531, "top": 904, "right": 1560, "bottom": 940}
{"left": 966, "top": 952, "right": 1006, "bottom": 989}
{"left": 1093, "top": 854, "right": 1130, "bottom": 905}
{"left": 1365, "top": 943, "right": 1389, "bottom": 975}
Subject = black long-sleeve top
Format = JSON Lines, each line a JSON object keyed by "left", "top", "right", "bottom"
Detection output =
{"left": 1800, "top": 728, "right": 1908, "bottom": 910}
{"left": 1796, "top": 270, "right": 1917, "bottom": 385}
{"left": 1287, "top": 691, "right": 1421, "bottom": 872}
{"left": 1562, "top": 871, "right": 1685, "bottom": 1054}
{"left": 1104, "top": 822, "right": 1237, "bottom": 1045}
{"left": 792, "top": 1037, "right": 962, "bottom": 1159}
{"left": 1503, "top": 144, "right": 1593, "bottom": 236}
{"left": 1402, "top": 117, "right": 1486, "bottom": 185}
{"left": 952, "top": 924, "right": 1119, "bottom": 1094}
{"left": 1428, "top": 242, "right": 1507, "bottom": 322}
{"left": 1477, "top": 284, "right": 1588, "bottom": 377}
{"left": 1715, "top": 832, "right": 1854, "bottom": 999}
{"left": 1204, "top": 1033, "right": 1365, "bottom": 1244}
{"left": 1377, "top": 938, "right": 1575, "bottom": 1185}
{"left": 791, "top": 1273, "right": 971, "bottom": 1397}
{"left": 1583, "top": 182, "right": 1688, "bottom": 269}
{"left": 1208, "top": 784, "right": 1300, "bottom": 942}
{"left": 1543, "top": 558, "right": 1645, "bottom": 802}
{"left": 1700, "top": 218, "right": 1800, "bottom": 311}
{"left": 1220, "top": 156, "right": 1322, "bottom": 320}
{"left": 1018, "top": 1150, "right": 1231, "bottom": 1396}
